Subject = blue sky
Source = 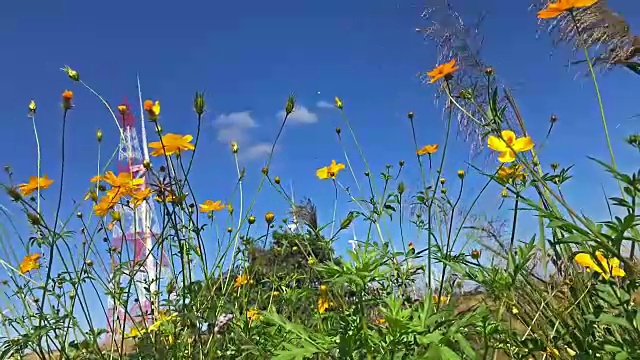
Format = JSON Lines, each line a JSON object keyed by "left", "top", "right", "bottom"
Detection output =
{"left": 0, "top": 0, "right": 639, "bottom": 335}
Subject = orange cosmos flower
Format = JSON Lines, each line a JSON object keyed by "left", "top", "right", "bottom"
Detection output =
{"left": 496, "top": 164, "right": 527, "bottom": 182}
{"left": 199, "top": 200, "right": 226, "bottom": 213}
{"left": 19, "top": 253, "right": 41, "bottom": 274}
{"left": 144, "top": 100, "right": 161, "bottom": 121}
{"left": 574, "top": 251, "right": 625, "bottom": 280}
{"left": 148, "top": 133, "right": 195, "bottom": 157}
{"left": 130, "top": 188, "right": 152, "bottom": 208}
{"left": 487, "top": 130, "right": 534, "bottom": 163}
{"left": 62, "top": 90, "right": 73, "bottom": 110}
{"left": 316, "top": 160, "right": 345, "bottom": 180}
{"left": 18, "top": 175, "right": 54, "bottom": 196}
{"left": 426, "top": 59, "right": 459, "bottom": 83}
{"left": 537, "top": 0, "right": 598, "bottom": 19}
{"left": 234, "top": 273, "right": 250, "bottom": 288}
{"left": 416, "top": 144, "right": 438, "bottom": 156}
{"left": 117, "top": 104, "right": 128, "bottom": 116}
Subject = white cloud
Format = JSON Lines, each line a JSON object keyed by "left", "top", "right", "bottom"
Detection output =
{"left": 240, "top": 143, "right": 273, "bottom": 161}
{"left": 277, "top": 105, "right": 318, "bottom": 124}
{"left": 213, "top": 111, "right": 277, "bottom": 161}
{"left": 316, "top": 100, "right": 334, "bottom": 109}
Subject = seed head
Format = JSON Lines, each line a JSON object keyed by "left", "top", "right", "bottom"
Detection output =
{"left": 194, "top": 91, "right": 206, "bottom": 116}
{"left": 285, "top": 94, "right": 295, "bottom": 115}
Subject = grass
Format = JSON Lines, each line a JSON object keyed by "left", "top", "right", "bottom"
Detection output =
{"left": 2, "top": 1, "right": 640, "bottom": 359}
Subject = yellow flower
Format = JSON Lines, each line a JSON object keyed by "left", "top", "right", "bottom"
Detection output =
{"left": 500, "top": 188, "right": 508, "bottom": 198}
{"left": 19, "top": 253, "right": 41, "bottom": 274}
{"left": 497, "top": 164, "right": 527, "bottom": 182}
{"left": 130, "top": 188, "right": 152, "bottom": 208}
{"left": 316, "top": 160, "right": 345, "bottom": 180}
{"left": 334, "top": 96, "right": 343, "bottom": 110}
{"left": 247, "top": 308, "right": 261, "bottom": 321}
{"left": 487, "top": 130, "right": 534, "bottom": 163}
{"left": 148, "top": 133, "right": 195, "bottom": 157}
{"left": 426, "top": 59, "right": 459, "bottom": 83}
{"left": 265, "top": 211, "right": 275, "bottom": 224}
{"left": 28, "top": 100, "right": 36, "bottom": 117}
{"left": 128, "top": 326, "right": 146, "bottom": 338}
{"left": 18, "top": 175, "right": 54, "bottom": 196}
{"left": 199, "top": 200, "right": 226, "bottom": 213}
{"left": 117, "top": 104, "right": 127, "bottom": 115}
{"left": 416, "top": 144, "right": 438, "bottom": 156}
{"left": 235, "top": 273, "right": 250, "bottom": 288}
{"left": 538, "top": 0, "right": 598, "bottom": 19}
{"left": 574, "top": 251, "right": 625, "bottom": 280}
{"left": 375, "top": 318, "right": 386, "bottom": 325}
{"left": 143, "top": 100, "right": 161, "bottom": 121}
{"left": 317, "top": 295, "right": 330, "bottom": 313}
{"left": 432, "top": 294, "right": 450, "bottom": 305}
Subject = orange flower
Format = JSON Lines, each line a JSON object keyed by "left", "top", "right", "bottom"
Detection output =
{"left": 18, "top": 175, "right": 54, "bottom": 196}
{"left": 117, "top": 104, "right": 128, "bottom": 115}
{"left": 496, "top": 164, "right": 527, "bottom": 182}
{"left": 234, "top": 273, "right": 250, "bottom": 288}
{"left": 316, "top": 160, "right": 345, "bottom": 180}
{"left": 144, "top": 100, "right": 161, "bottom": 121}
{"left": 537, "top": 0, "right": 598, "bottom": 19}
{"left": 148, "top": 133, "right": 195, "bottom": 157}
{"left": 199, "top": 200, "right": 226, "bottom": 213}
{"left": 130, "top": 188, "right": 152, "bottom": 208}
{"left": 19, "top": 253, "right": 41, "bottom": 274}
{"left": 416, "top": 144, "right": 438, "bottom": 156}
{"left": 62, "top": 90, "right": 73, "bottom": 110}
{"left": 317, "top": 296, "right": 330, "bottom": 313}
{"left": 426, "top": 59, "right": 459, "bottom": 83}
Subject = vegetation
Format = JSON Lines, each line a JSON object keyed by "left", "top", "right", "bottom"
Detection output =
{"left": 1, "top": 0, "right": 640, "bottom": 359}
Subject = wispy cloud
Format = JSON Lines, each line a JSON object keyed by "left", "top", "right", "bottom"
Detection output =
{"left": 213, "top": 111, "right": 273, "bottom": 161}
{"left": 276, "top": 105, "right": 318, "bottom": 124}
{"left": 316, "top": 100, "right": 334, "bottom": 109}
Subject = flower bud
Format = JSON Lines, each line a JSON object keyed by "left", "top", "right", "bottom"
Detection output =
{"left": 335, "top": 127, "right": 341, "bottom": 135}
{"left": 407, "top": 112, "right": 414, "bottom": 120}
{"left": 194, "top": 91, "right": 205, "bottom": 116}
{"left": 285, "top": 94, "right": 295, "bottom": 115}
{"left": 143, "top": 160, "right": 152, "bottom": 170}
{"left": 484, "top": 67, "right": 494, "bottom": 76}
{"left": 96, "top": 129, "right": 103, "bottom": 142}
{"left": 62, "top": 90, "right": 74, "bottom": 110}
{"left": 397, "top": 181, "right": 405, "bottom": 195}
{"left": 62, "top": 65, "right": 80, "bottom": 81}
{"left": 231, "top": 141, "right": 239, "bottom": 154}
{"left": 265, "top": 211, "right": 275, "bottom": 224}
{"left": 227, "top": 227, "right": 233, "bottom": 233}
{"left": 76, "top": 212, "right": 83, "bottom": 219}
{"left": 274, "top": 176, "right": 281, "bottom": 185}
{"left": 117, "top": 104, "right": 127, "bottom": 116}
{"left": 501, "top": 188, "right": 508, "bottom": 198}
{"left": 248, "top": 215, "right": 256, "bottom": 225}
{"left": 457, "top": 170, "right": 465, "bottom": 179}
{"left": 334, "top": 96, "right": 343, "bottom": 110}
{"left": 550, "top": 114, "right": 558, "bottom": 123}
{"left": 261, "top": 167, "right": 269, "bottom": 176}
{"left": 28, "top": 100, "right": 37, "bottom": 116}
{"left": 399, "top": 160, "right": 405, "bottom": 167}
{"left": 439, "top": 178, "right": 446, "bottom": 185}
{"left": 471, "top": 249, "right": 481, "bottom": 260}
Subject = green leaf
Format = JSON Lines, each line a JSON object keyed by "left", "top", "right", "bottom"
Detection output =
{"left": 596, "top": 314, "right": 633, "bottom": 330}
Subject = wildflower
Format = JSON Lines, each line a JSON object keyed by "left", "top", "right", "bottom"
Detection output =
{"left": 376, "top": 318, "right": 386, "bottom": 325}
{"left": 497, "top": 164, "right": 527, "bottom": 182}
{"left": 318, "top": 295, "right": 330, "bottom": 313}
{"left": 61, "top": 65, "right": 80, "bottom": 81}
{"left": 316, "top": 160, "right": 345, "bottom": 180}
{"left": 130, "top": 188, "right": 152, "bottom": 208}
{"left": 511, "top": 306, "right": 519, "bottom": 315}
{"left": 231, "top": 141, "right": 239, "bottom": 154}
{"left": 234, "top": 273, "right": 250, "bottom": 288}
{"left": 334, "top": 96, "right": 343, "bottom": 110}
{"left": 117, "top": 104, "right": 127, "bottom": 115}
{"left": 93, "top": 193, "right": 119, "bottom": 217}
{"left": 143, "top": 100, "right": 160, "bottom": 121}
{"left": 128, "top": 326, "right": 146, "bottom": 338}
{"left": 18, "top": 175, "right": 54, "bottom": 196}
{"left": 148, "top": 133, "right": 195, "bottom": 157}
{"left": 432, "top": 294, "right": 450, "bottom": 306}
{"left": 62, "top": 90, "right": 73, "bottom": 110}
{"left": 193, "top": 91, "right": 206, "bottom": 116}
{"left": 457, "top": 170, "right": 465, "bottom": 179}
{"left": 19, "top": 253, "right": 41, "bottom": 274}
{"left": 500, "top": 188, "right": 509, "bottom": 198}
{"left": 426, "top": 59, "right": 459, "bottom": 83}
{"left": 247, "top": 308, "right": 261, "bottom": 321}
{"left": 537, "top": 0, "right": 598, "bottom": 19}
{"left": 199, "top": 200, "right": 226, "bottom": 213}
{"left": 487, "top": 130, "right": 534, "bottom": 163}
{"left": 416, "top": 144, "right": 438, "bottom": 156}
{"left": 28, "top": 100, "right": 36, "bottom": 117}
{"left": 265, "top": 211, "right": 275, "bottom": 224}
{"left": 574, "top": 251, "right": 625, "bottom": 280}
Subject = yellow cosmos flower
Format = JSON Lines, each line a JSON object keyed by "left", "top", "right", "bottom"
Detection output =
{"left": 487, "top": 130, "right": 534, "bottom": 163}
{"left": 416, "top": 144, "right": 438, "bottom": 156}
{"left": 538, "top": 0, "right": 598, "bottom": 19}
{"left": 334, "top": 97, "right": 343, "bottom": 110}
{"left": 199, "top": 200, "right": 226, "bottom": 213}
{"left": 19, "top": 253, "right": 41, "bottom": 274}
{"left": 433, "top": 294, "right": 450, "bottom": 306}
{"left": 317, "top": 295, "right": 330, "bottom": 313}
{"left": 426, "top": 59, "right": 459, "bottom": 83}
{"left": 574, "top": 251, "right": 625, "bottom": 280}
{"left": 148, "top": 133, "right": 195, "bottom": 157}
{"left": 316, "top": 160, "right": 345, "bottom": 180}
{"left": 497, "top": 164, "right": 527, "bottom": 182}
{"left": 235, "top": 273, "right": 250, "bottom": 288}
{"left": 130, "top": 188, "right": 152, "bottom": 208}
{"left": 18, "top": 175, "right": 54, "bottom": 196}
{"left": 247, "top": 308, "right": 261, "bottom": 321}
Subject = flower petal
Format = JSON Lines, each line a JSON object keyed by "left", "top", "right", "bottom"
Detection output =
{"left": 512, "top": 137, "right": 534, "bottom": 152}
{"left": 487, "top": 136, "right": 508, "bottom": 152}
{"left": 497, "top": 150, "right": 516, "bottom": 163}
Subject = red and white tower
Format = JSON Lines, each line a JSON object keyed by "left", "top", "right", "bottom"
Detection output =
{"left": 105, "top": 98, "right": 164, "bottom": 343}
